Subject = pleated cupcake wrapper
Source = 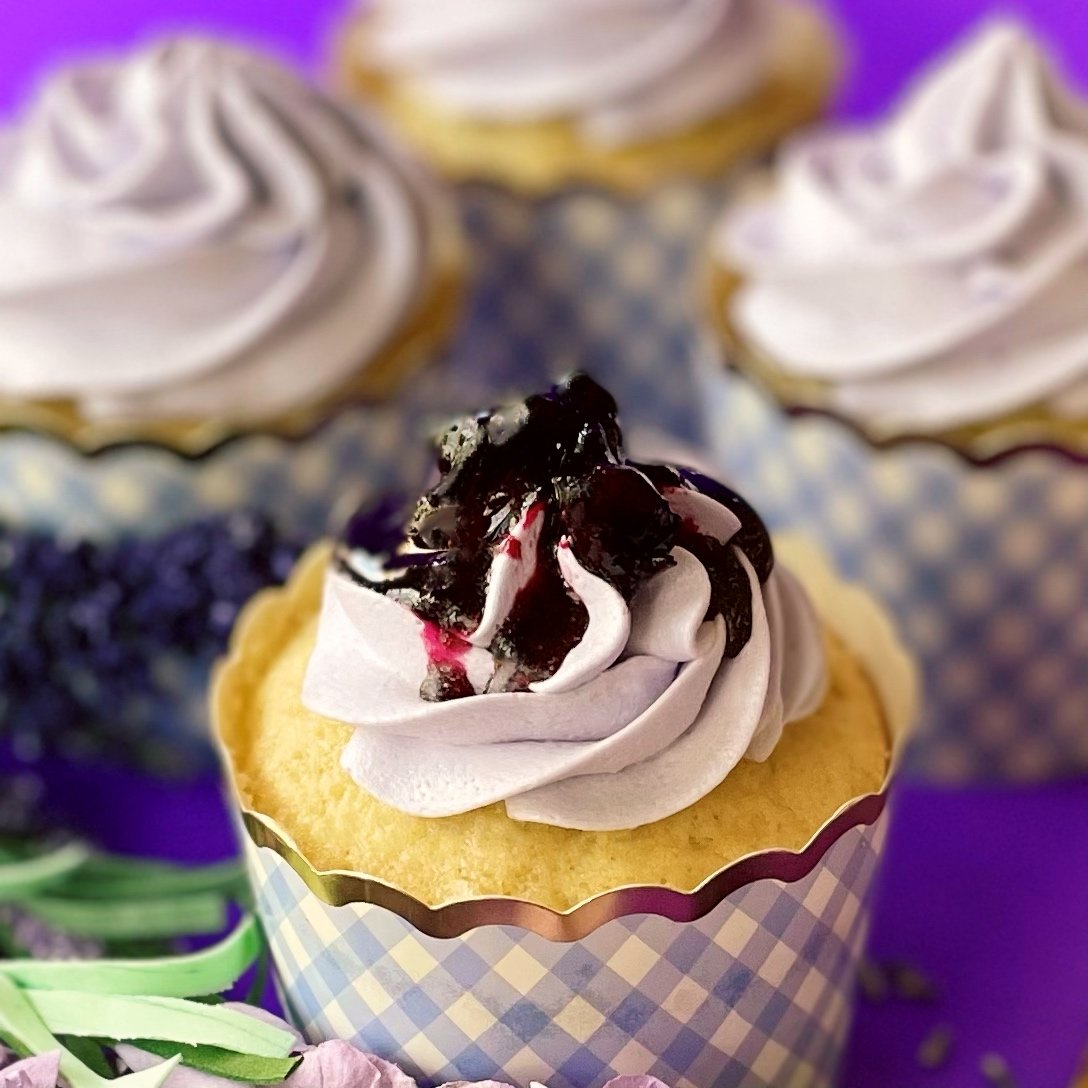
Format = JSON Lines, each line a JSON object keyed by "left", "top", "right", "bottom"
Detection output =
{"left": 695, "top": 348, "right": 1088, "bottom": 782}
{"left": 446, "top": 178, "right": 738, "bottom": 446}
{"left": 0, "top": 396, "right": 440, "bottom": 540}
{"left": 221, "top": 537, "right": 917, "bottom": 1088}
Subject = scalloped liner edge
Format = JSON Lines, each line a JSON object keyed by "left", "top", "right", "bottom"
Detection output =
{"left": 214, "top": 535, "right": 918, "bottom": 942}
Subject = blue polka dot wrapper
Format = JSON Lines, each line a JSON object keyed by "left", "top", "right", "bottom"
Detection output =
{"left": 696, "top": 353, "right": 1088, "bottom": 782}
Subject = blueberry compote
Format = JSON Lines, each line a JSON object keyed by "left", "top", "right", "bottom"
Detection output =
{"left": 339, "top": 375, "right": 774, "bottom": 702}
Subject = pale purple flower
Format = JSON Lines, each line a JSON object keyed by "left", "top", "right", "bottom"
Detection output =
{"left": 121, "top": 1004, "right": 673, "bottom": 1088}
{"left": 0, "top": 1050, "right": 61, "bottom": 1088}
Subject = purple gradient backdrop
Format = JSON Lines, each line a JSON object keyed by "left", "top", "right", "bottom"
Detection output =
{"left": 1, "top": 2, "right": 1087, "bottom": 1086}
{"left": 0, "top": 0, "right": 1085, "bottom": 117}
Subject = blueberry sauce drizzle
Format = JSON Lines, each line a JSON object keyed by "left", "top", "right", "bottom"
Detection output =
{"left": 338, "top": 375, "right": 775, "bottom": 702}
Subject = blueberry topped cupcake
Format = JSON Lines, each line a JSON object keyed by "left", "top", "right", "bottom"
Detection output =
{"left": 708, "top": 20, "right": 1088, "bottom": 454}
{"left": 339, "top": 0, "right": 842, "bottom": 192}
{"left": 0, "top": 36, "right": 461, "bottom": 452}
{"left": 217, "top": 375, "right": 913, "bottom": 1087}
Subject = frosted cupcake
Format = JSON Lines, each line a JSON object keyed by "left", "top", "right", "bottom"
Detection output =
{"left": 336, "top": 0, "right": 842, "bottom": 438}
{"left": 217, "top": 375, "right": 915, "bottom": 1088}
{"left": 340, "top": 0, "right": 841, "bottom": 191}
{"left": 700, "top": 21, "right": 1088, "bottom": 779}
{"left": 0, "top": 36, "right": 463, "bottom": 770}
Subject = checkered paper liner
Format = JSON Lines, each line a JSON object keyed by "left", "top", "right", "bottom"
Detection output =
{"left": 0, "top": 393, "right": 441, "bottom": 541}
{"left": 248, "top": 816, "right": 886, "bottom": 1088}
{"left": 443, "top": 179, "right": 736, "bottom": 447}
{"left": 696, "top": 353, "right": 1088, "bottom": 782}
{"left": 223, "top": 536, "right": 916, "bottom": 1088}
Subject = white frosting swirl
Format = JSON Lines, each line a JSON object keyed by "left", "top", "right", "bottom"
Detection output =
{"left": 303, "top": 482, "right": 826, "bottom": 831}
{"left": 716, "top": 21, "right": 1088, "bottom": 432}
{"left": 365, "top": 0, "right": 775, "bottom": 147}
{"left": 0, "top": 37, "right": 444, "bottom": 422}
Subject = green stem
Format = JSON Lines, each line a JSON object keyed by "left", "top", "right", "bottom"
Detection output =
{"left": 69, "top": 859, "right": 246, "bottom": 901}
{"left": 24, "top": 892, "right": 227, "bottom": 939}
{"left": 0, "top": 843, "right": 92, "bottom": 900}
{"left": 0, "top": 974, "right": 180, "bottom": 1088}
{"left": 0, "top": 914, "right": 260, "bottom": 996}
{"left": 27, "top": 991, "right": 294, "bottom": 1057}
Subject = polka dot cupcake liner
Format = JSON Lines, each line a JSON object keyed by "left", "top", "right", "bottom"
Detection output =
{"left": 695, "top": 353, "right": 1088, "bottom": 782}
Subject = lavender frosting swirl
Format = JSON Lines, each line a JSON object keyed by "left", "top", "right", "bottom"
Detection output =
{"left": 716, "top": 21, "right": 1088, "bottom": 431}
{"left": 364, "top": 0, "right": 775, "bottom": 147}
{"left": 0, "top": 37, "right": 444, "bottom": 422}
{"left": 303, "top": 377, "right": 826, "bottom": 831}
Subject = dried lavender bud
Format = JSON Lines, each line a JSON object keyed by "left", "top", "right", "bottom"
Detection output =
{"left": 981, "top": 1052, "right": 1018, "bottom": 1088}
{"left": 916, "top": 1024, "right": 955, "bottom": 1070}
{"left": 889, "top": 961, "right": 938, "bottom": 1003}
{"left": 857, "top": 958, "right": 890, "bottom": 1003}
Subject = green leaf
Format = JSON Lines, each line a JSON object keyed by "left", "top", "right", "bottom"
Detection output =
{"left": 0, "top": 1027, "right": 33, "bottom": 1059}
{"left": 69, "top": 859, "right": 247, "bottom": 902}
{"left": 0, "top": 974, "right": 180, "bottom": 1088}
{"left": 0, "top": 843, "right": 92, "bottom": 899}
{"left": 59, "top": 1036, "right": 116, "bottom": 1079}
{"left": 22, "top": 892, "right": 227, "bottom": 940}
{"left": 245, "top": 944, "right": 270, "bottom": 1007}
{"left": 0, "top": 914, "right": 261, "bottom": 997}
{"left": 27, "top": 992, "right": 295, "bottom": 1058}
{"left": 129, "top": 1040, "right": 301, "bottom": 1084}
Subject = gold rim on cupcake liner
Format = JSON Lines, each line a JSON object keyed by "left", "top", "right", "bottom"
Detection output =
{"left": 336, "top": 1, "right": 843, "bottom": 197}
{"left": 0, "top": 214, "right": 466, "bottom": 459}
{"left": 703, "top": 241, "right": 1088, "bottom": 467}
{"left": 214, "top": 535, "right": 917, "bottom": 942}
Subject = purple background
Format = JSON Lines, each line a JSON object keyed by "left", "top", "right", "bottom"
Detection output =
{"left": 0, "top": 0, "right": 1085, "bottom": 118}
{"left": 2, "top": 1, "right": 1088, "bottom": 1086}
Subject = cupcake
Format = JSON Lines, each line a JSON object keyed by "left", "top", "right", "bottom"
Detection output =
{"left": 336, "top": 0, "right": 842, "bottom": 439}
{"left": 340, "top": 0, "right": 841, "bottom": 192}
{"left": 0, "top": 36, "right": 463, "bottom": 771}
{"left": 217, "top": 375, "right": 915, "bottom": 1088}
{"left": 699, "top": 20, "right": 1088, "bottom": 780}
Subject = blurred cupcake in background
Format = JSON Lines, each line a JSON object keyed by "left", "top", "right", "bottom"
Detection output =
{"left": 217, "top": 375, "right": 915, "bottom": 1088}
{"left": 336, "top": 0, "right": 843, "bottom": 438}
{"left": 0, "top": 36, "right": 464, "bottom": 772}
{"left": 699, "top": 20, "right": 1088, "bottom": 780}
{"left": 341, "top": 0, "right": 840, "bottom": 191}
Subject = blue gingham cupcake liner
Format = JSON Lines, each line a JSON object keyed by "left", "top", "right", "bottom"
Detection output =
{"left": 0, "top": 383, "right": 448, "bottom": 541}
{"left": 221, "top": 537, "right": 916, "bottom": 1088}
{"left": 247, "top": 817, "right": 886, "bottom": 1088}
{"left": 695, "top": 350, "right": 1088, "bottom": 782}
{"left": 444, "top": 180, "right": 735, "bottom": 444}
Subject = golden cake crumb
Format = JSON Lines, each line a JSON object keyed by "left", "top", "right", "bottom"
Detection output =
{"left": 223, "top": 567, "right": 890, "bottom": 910}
